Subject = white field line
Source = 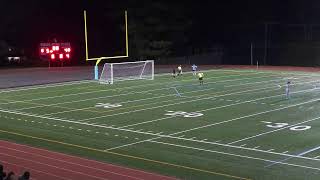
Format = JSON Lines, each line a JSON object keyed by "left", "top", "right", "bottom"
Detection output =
{"left": 2, "top": 96, "right": 320, "bottom": 162}
{"left": 77, "top": 82, "right": 289, "bottom": 122}
{"left": 0, "top": 80, "right": 94, "bottom": 93}
{"left": 16, "top": 86, "right": 217, "bottom": 111}
{"left": 228, "top": 116, "right": 320, "bottom": 145}
{"left": 0, "top": 67, "right": 315, "bottom": 96}
{"left": 106, "top": 94, "right": 320, "bottom": 151}
{"left": 149, "top": 140, "right": 320, "bottom": 172}
{"left": 43, "top": 74, "right": 293, "bottom": 116}
{"left": 152, "top": 138, "right": 319, "bottom": 163}
{"left": 40, "top": 74, "right": 291, "bottom": 117}
{"left": 265, "top": 146, "right": 320, "bottom": 168}
{"left": 224, "top": 73, "right": 316, "bottom": 88}
{"left": 209, "top": 68, "right": 320, "bottom": 77}
{"left": 99, "top": 80, "right": 318, "bottom": 126}
{"left": 0, "top": 68, "right": 265, "bottom": 97}
{"left": 0, "top": 67, "right": 259, "bottom": 96}
{"left": 0, "top": 72, "right": 278, "bottom": 106}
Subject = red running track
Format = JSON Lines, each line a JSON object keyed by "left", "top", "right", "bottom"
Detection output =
{"left": 0, "top": 140, "right": 179, "bottom": 180}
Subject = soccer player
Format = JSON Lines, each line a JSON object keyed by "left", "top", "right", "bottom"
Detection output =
{"left": 198, "top": 72, "right": 204, "bottom": 85}
{"left": 177, "top": 65, "right": 182, "bottom": 76}
{"left": 285, "top": 80, "right": 291, "bottom": 99}
{"left": 172, "top": 68, "right": 176, "bottom": 78}
{"left": 191, "top": 64, "right": 198, "bottom": 75}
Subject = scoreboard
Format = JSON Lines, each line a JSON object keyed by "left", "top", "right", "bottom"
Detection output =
{"left": 39, "top": 42, "right": 71, "bottom": 61}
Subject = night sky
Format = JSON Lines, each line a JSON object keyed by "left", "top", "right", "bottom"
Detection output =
{"left": 0, "top": 0, "right": 319, "bottom": 65}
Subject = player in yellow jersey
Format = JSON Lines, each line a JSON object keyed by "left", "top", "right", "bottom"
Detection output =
{"left": 197, "top": 72, "right": 204, "bottom": 85}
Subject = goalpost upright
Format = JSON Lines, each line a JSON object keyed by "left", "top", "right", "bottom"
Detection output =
{"left": 83, "top": 10, "right": 129, "bottom": 80}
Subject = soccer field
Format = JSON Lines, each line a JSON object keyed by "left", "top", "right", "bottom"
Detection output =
{"left": 1, "top": 68, "right": 320, "bottom": 179}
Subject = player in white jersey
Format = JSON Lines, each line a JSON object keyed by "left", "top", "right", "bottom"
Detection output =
{"left": 285, "top": 80, "right": 291, "bottom": 99}
{"left": 191, "top": 64, "right": 198, "bottom": 75}
{"left": 177, "top": 65, "right": 182, "bottom": 76}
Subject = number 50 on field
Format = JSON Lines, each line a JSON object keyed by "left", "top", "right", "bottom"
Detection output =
{"left": 261, "top": 121, "right": 311, "bottom": 131}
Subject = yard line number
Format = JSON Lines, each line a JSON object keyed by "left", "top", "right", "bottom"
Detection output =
{"left": 95, "top": 103, "right": 122, "bottom": 109}
{"left": 165, "top": 111, "right": 203, "bottom": 118}
{"left": 261, "top": 121, "right": 311, "bottom": 131}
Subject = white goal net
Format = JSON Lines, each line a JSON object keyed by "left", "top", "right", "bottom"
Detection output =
{"left": 99, "top": 60, "right": 154, "bottom": 84}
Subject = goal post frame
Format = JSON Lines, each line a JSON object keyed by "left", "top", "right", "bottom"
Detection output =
{"left": 99, "top": 60, "right": 154, "bottom": 84}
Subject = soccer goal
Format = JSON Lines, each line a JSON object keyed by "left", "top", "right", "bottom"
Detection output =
{"left": 99, "top": 60, "right": 154, "bottom": 84}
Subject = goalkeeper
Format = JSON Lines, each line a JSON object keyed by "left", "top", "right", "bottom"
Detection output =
{"left": 197, "top": 72, "right": 204, "bottom": 85}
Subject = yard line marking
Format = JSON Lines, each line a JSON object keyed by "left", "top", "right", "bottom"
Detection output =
{"left": 267, "top": 149, "right": 274, "bottom": 152}
{"left": 119, "top": 84, "right": 316, "bottom": 128}
{"left": 225, "top": 78, "right": 282, "bottom": 88}
{"left": 1, "top": 71, "right": 277, "bottom": 105}
{"left": 228, "top": 115, "right": 320, "bottom": 145}
{"left": 44, "top": 88, "right": 219, "bottom": 116}
{"left": 106, "top": 96, "right": 320, "bottom": 151}
{"left": 149, "top": 140, "right": 320, "bottom": 172}
{"left": 261, "top": 121, "right": 271, "bottom": 124}
{"left": 253, "top": 146, "right": 260, "bottom": 149}
{"left": 2, "top": 94, "right": 320, "bottom": 162}
{"left": 0, "top": 80, "right": 94, "bottom": 94}
{"left": 240, "top": 144, "right": 246, "bottom": 147}
{"left": 265, "top": 145, "right": 320, "bottom": 168}
{"left": 282, "top": 151, "right": 289, "bottom": 154}
{"left": 14, "top": 73, "right": 281, "bottom": 111}
{"left": 172, "top": 87, "right": 182, "bottom": 97}
{"left": 16, "top": 86, "right": 217, "bottom": 111}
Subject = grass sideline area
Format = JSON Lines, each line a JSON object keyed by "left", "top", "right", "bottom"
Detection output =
{"left": 1, "top": 68, "right": 320, "bottom": 179}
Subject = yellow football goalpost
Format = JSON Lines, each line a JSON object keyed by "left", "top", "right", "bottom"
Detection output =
{"left": 84, "top": 10, "right": 129, "bottom": 79}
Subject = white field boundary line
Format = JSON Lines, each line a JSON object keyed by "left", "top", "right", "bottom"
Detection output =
{"left": 208, "top": 68, "right": 320, "bottom": 77}
{"left": 0, "top": 80, "right": 95, "bottom": 94}
{"left": 76, "top": 79, "right": 318, "bottom": 122}
{"left": 265, "top": 146, "right": 320, "bottom": 168}
{"left": 0, "top": 67, "right": 260, "bottom": 95}
{"left": 0, "top": 146, "right": 144, "bottom": 180}
{"left": 1, "top": 94, "right": 320, "bottom": 162}
{"left": 105, "top": 93, "right": 320, "bottom": 151}
{"left": 8, "top": 73, "right": 282, "bottom": 109}
{"left": 0, "top": 67, "right": 316, "bottom": 97}
{"left": 42, "top": 75, "right": 299, "bottom": 116}
{"left": 0, "top": 152, "right": 110, "bottom": 180}
{"left": 44, "top": 90, "right": 218, "bottom": 116}
{"left": 149, "top": 140, "right": 320, "bottom": 172}
{"left": 228, "top": 116, "right": 320, "bottom": 145}
{"left": 0, "top": 68, "right": 269, "bottom": 98}
{"left": 0, "top": 72, "right": 279, "bottom": 106}
{"left": 118, "top": 86, "right": 313, "bottom": 128}
{"left": 15, "top": 73, "right": 314, "bottom": 114}
{"left": 15, "top": 86, "right": 217, "bottom": 111}
{"left": 5, "top": 68, "right": 314, "bottom": 107}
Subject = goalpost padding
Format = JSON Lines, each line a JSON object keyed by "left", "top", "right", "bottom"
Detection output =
{"left": 99, "top": 60, "right": 154, "bottom": 84}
